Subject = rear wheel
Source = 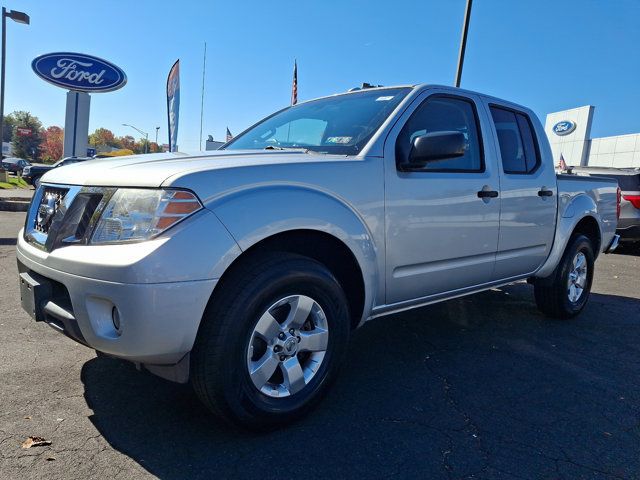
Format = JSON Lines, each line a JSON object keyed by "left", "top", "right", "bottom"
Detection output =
{"left": 190, "top": 252, "right": 350, "bottom": 430}
{"left": 534, "top": 234, "right": 595, "bottom": 319}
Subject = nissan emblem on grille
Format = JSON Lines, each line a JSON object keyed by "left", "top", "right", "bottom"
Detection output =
{"left": 35, "top": 191, "right": 64, "bottom": 233}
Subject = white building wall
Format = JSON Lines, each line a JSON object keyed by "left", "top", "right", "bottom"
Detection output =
{"left": 545, "top": 106, "right": 640, "bottom": 169}
{"left": 588, "top": 133, "right": 640, "bottom": 168}
{"left": 544, "top": 105, "right": 594, "bottom": 166}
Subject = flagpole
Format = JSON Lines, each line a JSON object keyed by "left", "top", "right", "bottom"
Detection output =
{"left": 287, "top": 59, "right": 297, "bottom": 143}
{"left": 199, "top": 41, "right": 207, "bottom": 151}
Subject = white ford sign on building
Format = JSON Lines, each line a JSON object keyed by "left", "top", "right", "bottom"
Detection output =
{"left": 545, "top": 106, "right": 640, "bottom": 168}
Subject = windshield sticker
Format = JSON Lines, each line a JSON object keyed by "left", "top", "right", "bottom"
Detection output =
{"left": 375, "top": 96, "right": 394, "bottom": 101}
{"left": 326, "top": 136, "right": 353, "bottom": 144}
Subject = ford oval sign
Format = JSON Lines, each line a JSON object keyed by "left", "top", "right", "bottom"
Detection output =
{"left": 553, "top": 120, "right": 577, "bottom": 136}
{"left": 31, "top": 52, "right": 127, "bottom": 93}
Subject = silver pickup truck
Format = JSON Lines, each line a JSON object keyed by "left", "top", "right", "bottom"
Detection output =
{"left": 17, "top": 84, "right": 620, "bottom": 429}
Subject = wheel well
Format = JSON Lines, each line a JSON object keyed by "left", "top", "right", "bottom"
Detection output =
{"left": 216, "top": 230, "right": 366, "bottom": 329}
{"left": 572, "top": 216, "right": 601, "bottom": 256}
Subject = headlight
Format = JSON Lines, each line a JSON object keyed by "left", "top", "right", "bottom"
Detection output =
{"left": 91, "top": 188, "right": 202, "bottom": 244}
{"left": 23, "top": 166, "right": 31, "bottom": 175}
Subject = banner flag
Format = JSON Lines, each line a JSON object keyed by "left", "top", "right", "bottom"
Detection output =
{"left": 166, "top": 60, "right": 180, "bottom": 152}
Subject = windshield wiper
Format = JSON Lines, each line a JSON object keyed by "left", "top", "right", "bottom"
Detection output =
{"left": 264, "top": 145, "right": 305, "bottom": 151}
{"left": 263, "top": 145, "right": 324, "bottom": 155}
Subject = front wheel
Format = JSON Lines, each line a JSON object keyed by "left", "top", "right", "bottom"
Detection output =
{"left": 534, "top": 234, "right": 595, "bottom": 319}
{"left": 190, "top": 252, "right": 350, "bottom": 430}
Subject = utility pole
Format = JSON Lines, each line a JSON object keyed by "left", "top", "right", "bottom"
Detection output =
{"left": 454, "top": 0, "right": 473, "bottom": 88}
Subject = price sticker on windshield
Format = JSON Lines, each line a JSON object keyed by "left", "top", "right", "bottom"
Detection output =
{"left": 326, "top": 136, "right": 353, "bottom": 144}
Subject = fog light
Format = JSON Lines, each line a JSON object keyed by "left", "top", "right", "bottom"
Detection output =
{"left": 111, "top": 306, "right": 121, "bottom": 333}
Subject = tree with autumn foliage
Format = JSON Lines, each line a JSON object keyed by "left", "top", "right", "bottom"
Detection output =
{"left": 119, "top": 135, "right": 136, "bottom": 151}
{"left": 40, "top": 126, "right": 64, "bottom": 163}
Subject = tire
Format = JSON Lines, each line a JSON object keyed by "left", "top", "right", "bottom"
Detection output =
{"left": 534, "top": 234, "right": 595, "bottom": 319}
{"left": 191, "top": 252, "right": 350, "bottom": 430}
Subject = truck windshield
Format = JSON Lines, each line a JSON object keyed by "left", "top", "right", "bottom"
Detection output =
{"left": 224, "top": 87, "right": 411, "bottom": 155}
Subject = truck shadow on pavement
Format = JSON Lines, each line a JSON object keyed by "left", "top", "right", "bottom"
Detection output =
{"left": 81, "top": 284, "right": 640, "bottom": 479}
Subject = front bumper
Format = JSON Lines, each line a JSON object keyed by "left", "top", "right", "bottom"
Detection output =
{"left": 17, "top": 250, "right": 217, "bottom": 366}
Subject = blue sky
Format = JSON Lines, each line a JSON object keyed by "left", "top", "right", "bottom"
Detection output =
{"left": 7, "top": 0, "right": 640, "bottom": 151}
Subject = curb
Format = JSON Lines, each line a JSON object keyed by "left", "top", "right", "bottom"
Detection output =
{"left": 0, "top": 200, "right": 29, "bottom": 212}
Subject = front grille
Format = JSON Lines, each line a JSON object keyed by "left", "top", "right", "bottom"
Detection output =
{"left": 25, "top": 185, "right": 112, "bottom": 252}
{"left": 33, "top": 186, "right": 68, "bottom": 234}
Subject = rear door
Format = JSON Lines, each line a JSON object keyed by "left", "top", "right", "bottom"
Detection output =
{"left": 487, "top": 103, "right": 558, "bottom": 279}
{"left": 384, "top": 91, "right": 501, "bottom": 304}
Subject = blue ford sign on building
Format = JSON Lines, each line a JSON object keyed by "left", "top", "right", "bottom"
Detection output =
{"left": 31, "top": 52, "right": 127, "bottom": 93}
{"left": 553, "top": 120, "right": 577, "bottom": 136}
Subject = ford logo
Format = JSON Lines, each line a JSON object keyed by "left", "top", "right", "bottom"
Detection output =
{"left": 553, "top": 120, "right": 576, "bottom": 136}
{"left": 31, "top": 52, "right": 127, "bottom": 93}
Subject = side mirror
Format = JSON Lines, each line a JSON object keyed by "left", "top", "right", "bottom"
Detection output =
{"left": 404, "top": 131, "right": 466, "bottom": 169}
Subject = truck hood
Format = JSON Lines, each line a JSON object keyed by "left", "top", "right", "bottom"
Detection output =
{"left": 41, "top": 150, "right": 348, "bottom": 188}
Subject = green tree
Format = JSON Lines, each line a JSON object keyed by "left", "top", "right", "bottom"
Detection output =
{"left": 134, "top": 138, "right": 150, "bottom": 154}
{"left": 2, "top": 115, "right": 17, "bottom": 143}
{"left": 89, "top": 128, "right": 121, "bottom": 152}
{"left": 9, "top": 111, "right": 43, "bottom": 160}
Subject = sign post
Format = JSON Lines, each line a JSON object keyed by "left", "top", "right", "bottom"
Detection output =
{"left": 63, "top": 91, "right": 91, "bottom": 157}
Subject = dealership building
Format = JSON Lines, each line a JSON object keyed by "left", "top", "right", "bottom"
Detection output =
{"left": 545, "top": 106, "right": 640, "bottom": 169}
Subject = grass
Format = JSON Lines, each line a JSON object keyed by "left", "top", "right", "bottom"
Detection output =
{"left": 0, "top": 176, "right": 29, "bottom": 189}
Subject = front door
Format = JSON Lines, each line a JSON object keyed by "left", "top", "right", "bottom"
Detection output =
{"left": 384, "top": 92, "right": 501, "bottom": 305}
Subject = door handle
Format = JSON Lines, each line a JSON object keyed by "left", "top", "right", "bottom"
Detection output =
{"left": 477, "top": 190, "right": 499, "bottom": 198}
{"left": 538, "top": 188, "right": 553, "bottom": 197}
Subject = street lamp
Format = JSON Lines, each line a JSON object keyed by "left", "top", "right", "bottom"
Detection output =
{"left": 122, "top": 123, "right": 149, "bottom": 154}
{"left": 0, "top": 7, "right": 29, "bottom": 168}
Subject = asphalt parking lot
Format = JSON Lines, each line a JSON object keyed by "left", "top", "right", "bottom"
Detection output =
{"left": 1, "top": 210, "right": 639, "bottom": 480}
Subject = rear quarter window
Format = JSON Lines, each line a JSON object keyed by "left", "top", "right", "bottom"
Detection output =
{"left": 490, "top": 106, "right": 540, "bottom": 174}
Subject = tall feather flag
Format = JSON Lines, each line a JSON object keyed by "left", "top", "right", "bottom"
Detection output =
{"left": 166, "top": 60, "right": 180, "bottom": 152}
{"left": 291, "top": 59, "right": 298, "bottom": 105}
{"left": 226, "top": 127, "right": 233, "bottom": 142}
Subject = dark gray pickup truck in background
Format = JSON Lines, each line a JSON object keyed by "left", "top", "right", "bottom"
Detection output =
{"left": 568, "top": 166, "right": 640, "bottom": 243}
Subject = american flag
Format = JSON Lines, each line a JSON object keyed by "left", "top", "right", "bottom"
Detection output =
{"left": 291, "top": 59, "right": 298, "bottom": 105}
{"left": 226, "top": 127, "right": 233, "bottom": 142}
{"left": 557, "top": 153, "right": 568, "bottom": 171}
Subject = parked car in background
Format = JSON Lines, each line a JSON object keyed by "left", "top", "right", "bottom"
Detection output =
{"left": 22, "top": 157, "right": 91, "bottom": 187}
{"left": 568, "top": 166, "right": 640, "bottom": 243}
{"left": 1, "top": 157, "right": 31, "bottom": 175}
{"left": 17, "top": 84, "right": 620, "bottom": 429}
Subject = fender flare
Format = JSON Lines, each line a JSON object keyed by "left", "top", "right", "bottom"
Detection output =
{"left": 207, "top": 184, "right": 380, "bottom": 322}
{"left": 535, "top": 193, "right": 601, "bottom": 278}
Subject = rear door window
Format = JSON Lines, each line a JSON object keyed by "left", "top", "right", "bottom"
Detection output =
{"left": 490, "top": 106, "right": 540, "bottom": 174}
